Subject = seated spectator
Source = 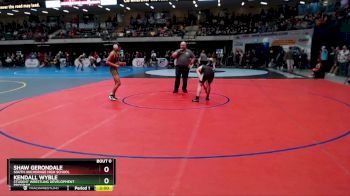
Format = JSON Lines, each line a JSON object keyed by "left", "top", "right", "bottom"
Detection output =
{"left": 312, "top": 60, "right": 325, "bottom": 79}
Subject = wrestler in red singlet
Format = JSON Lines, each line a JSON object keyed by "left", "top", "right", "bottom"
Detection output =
{"left": 106, "top": 44, "right": 126, "bottom": 101}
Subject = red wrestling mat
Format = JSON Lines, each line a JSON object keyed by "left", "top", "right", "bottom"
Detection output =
{"left": 1, "top": 78, "right": 350, "bottom": 195}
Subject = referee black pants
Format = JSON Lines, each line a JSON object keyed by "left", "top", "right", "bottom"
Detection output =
{"left": 174, "top": 66, "right": 190, "bottom": 91}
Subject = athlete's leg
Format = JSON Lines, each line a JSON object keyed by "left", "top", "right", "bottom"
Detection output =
{"left": 192, "top": 81, "right": 203, "bottom": 102}
{"left": 111, "top": 73, "right": 121, "bottom": 95}
{"left": 109, "top": 68, "right": 121, "bottom": 101}
{"left": 205, "top": 82, "right": 211, "bottom": 100}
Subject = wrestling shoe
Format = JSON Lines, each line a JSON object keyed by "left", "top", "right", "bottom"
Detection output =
{"left": 108, "top": 95, "right": 118, "bottom": 101}
{"left": 192, "top": 98, "right": 199, "bottom": 102}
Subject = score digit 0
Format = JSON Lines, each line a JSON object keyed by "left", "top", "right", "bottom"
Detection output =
{"left": 104, "top": 166, "right": 109, "bottom": 173}
{"left": 104, "top": 178, "right": 109, "bottom": 184}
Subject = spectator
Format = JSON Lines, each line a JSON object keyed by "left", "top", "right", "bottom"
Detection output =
{"left": 251, "top": 49, "right": 259, "bottom": 68}
{"left": 4, "top": 55, "right": 13, "bottom": 67}
{"left": 329, "top": 47, "right": 340, "bottom": 76}
{"left": 65, "top": 52, "right": 71, "bottom": 66}
{"left": 297, "top": 49, "right": 308, "bottom": 69}
{"left": 285, "top": 47, "right": 294, "bottom": 72}
{"left": 124, "top": 52, "right": 131, "bottom": 66}
{"left": 235, "top": 49, "right": 243, "bottom": 66}
{"left": 329, "top": 46, "right": 336, "bottom": 69}
{"left": 54, "top": 51, "right": 62, "bottom": 70}
{"left": 198, "top": 50, "right": 208, "bottom": 65}
{"left": 243, "top": 51, "right": 251, "bottom": 68}
{"left": 226, "top": 51, "right": 235, "bottom": 67}
{"left": 320, "top": 46, "right": 329, "bottom": 71}
{"left": 276, "top": 47, "right": 285, "bottom": 70}
{"left": 338, "top": 45, "right": 349, "bottom": 76}
{"left": 268, "top": 59, "right": 276, "bottom": 68}
{"left": 150, "top": 50, "right": 157, "bottom": 67}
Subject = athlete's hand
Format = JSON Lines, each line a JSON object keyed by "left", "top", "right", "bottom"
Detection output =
{"left": 118, "top": 62, "right": 126, "bottom": 67}
{"left": 199, "top": 74, "right": 203, "bottom": 81}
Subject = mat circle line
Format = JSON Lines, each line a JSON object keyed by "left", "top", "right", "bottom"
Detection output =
{"left": 0, "top": 80, "right": 26, "bottom": 94}
{"left": 0, "top": 130, "right": 349, "bottom": 160}
{"left": 122, "top": 91, "right": 231, "bottom": 110}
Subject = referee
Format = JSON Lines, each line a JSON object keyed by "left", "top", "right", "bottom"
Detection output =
{"left": 171, "top": 42, "right": 195, "bottom": 93}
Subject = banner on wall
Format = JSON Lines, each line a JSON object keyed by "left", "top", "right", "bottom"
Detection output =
{"left": 272, "top": 39, "right": 297, "bottom": 46}
{"left": 0, "top": 3, "right": 40, "bottom": 10}
{"left": 232, "top": 29, "right": 314, "bottom": 59}
{"left": 157, "top": 58, "right": 168, "bottom": 67}
{"left": 132, "top": 58, "right": 168, "bottom": 67}
{"left": 25, "top": 58, "right": 40, "bottom": 68}
{"left": 132, "top": 58, "right": 144, "bottom": 67}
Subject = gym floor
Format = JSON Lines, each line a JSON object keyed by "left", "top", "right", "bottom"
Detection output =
{"left": 1, "top": 66, "right": 349, "bottom": 195}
